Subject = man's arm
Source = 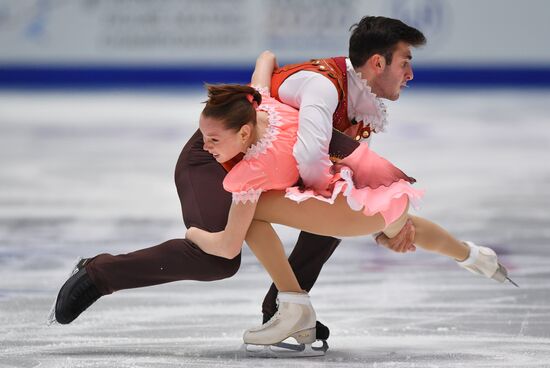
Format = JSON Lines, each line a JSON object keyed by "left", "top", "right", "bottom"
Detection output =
{"left": 278, "top": 72, "right": 339, "bottom": 192}
{"left": 375, "top": 218, "right": 417, "bottom": 253}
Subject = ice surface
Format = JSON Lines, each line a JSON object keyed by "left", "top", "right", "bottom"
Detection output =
{"left": 1, "top": 89, "right": 549, "bottom": 367}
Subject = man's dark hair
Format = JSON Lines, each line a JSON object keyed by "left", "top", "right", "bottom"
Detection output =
{"left": 349, "top": 16, "right": 426, "bottom": 68}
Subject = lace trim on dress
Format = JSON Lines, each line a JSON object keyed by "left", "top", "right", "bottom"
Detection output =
{"left": 243, "top": 103, "right": 283, "bottom": 160}
{"left": 232, "top": 188, "right": 263, "bottom": 204}
{"left": 284, "top": 167, "right": 422, "bottom": 213}
{"left": 345, "top": 59, "right": 388, "bottom": 133}
{"left": 230, "top": 87, "right": 282, "bottom": 204}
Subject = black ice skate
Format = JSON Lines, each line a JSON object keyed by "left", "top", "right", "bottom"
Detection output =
{"left": 47, "top": 257, "right": 102, "bottom": 325}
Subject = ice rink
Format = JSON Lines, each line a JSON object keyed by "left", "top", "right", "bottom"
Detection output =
{"left": 1, "top": 88, "right": 549, "bottom": 367}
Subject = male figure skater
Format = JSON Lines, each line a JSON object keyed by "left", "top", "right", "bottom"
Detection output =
{"left": 51, "top": 16, "right": 426, "bottom": 349}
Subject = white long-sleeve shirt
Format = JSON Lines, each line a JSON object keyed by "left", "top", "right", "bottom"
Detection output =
{"left": 278, "top": 70, "right": 337, "bottom": 190}
{"left": 278, "top": 58, "right": 387, "bottom": 191}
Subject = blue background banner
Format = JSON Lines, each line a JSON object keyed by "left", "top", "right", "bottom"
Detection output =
{"left": 1, "top": 0, "right": 550, "bottom": 87}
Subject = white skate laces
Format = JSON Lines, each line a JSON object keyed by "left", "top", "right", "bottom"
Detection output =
{"left": 457, "top": 241, "right": 518, "bottom": 286}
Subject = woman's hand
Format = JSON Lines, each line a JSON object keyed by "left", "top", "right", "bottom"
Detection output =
{"left": 185, "top": 227, "right": 199, "bottom": 243}
{"left": 186, "top": 201, "right": 257, "bottom": 259}
{"left": 186, "top": 227, "right": 231, "bottom": 258}
{"left": 251, "top": 50, "right": 278, "bottom": 89}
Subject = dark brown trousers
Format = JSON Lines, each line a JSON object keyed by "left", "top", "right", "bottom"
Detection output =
{"left": 86, "top": 129, "right": 342, "bottom": 320}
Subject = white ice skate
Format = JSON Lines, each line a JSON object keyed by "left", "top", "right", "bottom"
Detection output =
{"left": 457, "top": 241, "right": 518, "bottom": 287}
{"left": 243, "top": 292, "right": 328, "bottom": 358}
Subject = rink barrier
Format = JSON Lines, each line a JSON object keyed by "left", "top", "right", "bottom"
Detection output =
{"left": 1, "top": 65, "right": 550, "bottom": 88}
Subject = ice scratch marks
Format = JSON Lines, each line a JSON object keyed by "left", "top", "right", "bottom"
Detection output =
{"left": 518, "top": 310, "right": 530, "bottom": 337}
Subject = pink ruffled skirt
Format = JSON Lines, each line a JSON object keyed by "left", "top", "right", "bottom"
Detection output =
{"left": 285, "top": 143, "right": 423, "bottom": 226}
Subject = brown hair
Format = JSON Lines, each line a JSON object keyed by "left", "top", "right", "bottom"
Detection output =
{"left": 202, "top": 84, "right": 262, "bottom": 131}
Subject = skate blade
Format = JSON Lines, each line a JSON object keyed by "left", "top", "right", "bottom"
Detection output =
{"left": 495, "top": 263, "right": 519, "bottom": 288}
{"left": 46, "top": 257, "right": 84, "bottom": 326}
{"left": 243, "top": 340, "right": 328, "bottom": 358}
{"left": 506, "top": 276, "right": 520, "bottom": 288}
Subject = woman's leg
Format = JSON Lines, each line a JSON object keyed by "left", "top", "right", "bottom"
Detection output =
{"left": 255, "top": 191, "right": 469, "bottom": 262}
{"left": 245, "top": 220, "right": 302, "bottom": 292}
{"left": 407, "top": 215, "right": 469, "bottom": 261}
{"left": 254, "top": 191, "right": 387, "bottom": 237}
{"left": 261, "top": 232, "right": 340, "bottom": 331}
{"left": 380, "top": 197, "right": 469, "bottom": 261}
{"left": 243, "top": 191, "right": 504, "bottom": 345}
{"left": 243, "top": 192, "right": 395, "bottom": 346}
{"left": 243, "top": 220, "right": 317, "bottom": 347}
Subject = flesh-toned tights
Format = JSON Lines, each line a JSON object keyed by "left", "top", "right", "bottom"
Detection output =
{"left": 246, "top": 190, "right": 469, "bottom": 292}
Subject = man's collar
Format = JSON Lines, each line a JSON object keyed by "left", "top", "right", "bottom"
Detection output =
{"left": 345, "top": 58, "right": 388, "bottom": 133}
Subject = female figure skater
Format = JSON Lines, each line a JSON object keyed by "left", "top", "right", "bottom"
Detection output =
{"left": 50, "top": 17, "right": 427, "bottom": 342}
{"left": 185, "top": 56, "right": 512, "bottom": 350}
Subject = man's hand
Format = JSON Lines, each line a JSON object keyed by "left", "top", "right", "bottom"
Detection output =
{"left": 374, "top": 219, "right": 416, "bottom": 253}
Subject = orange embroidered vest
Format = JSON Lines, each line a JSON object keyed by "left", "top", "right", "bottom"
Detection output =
{"left": 221, "top": 57, "right": 370, "bottom": 172}
{"left": 270, "top": 56, "right": 372, "bottom": 141}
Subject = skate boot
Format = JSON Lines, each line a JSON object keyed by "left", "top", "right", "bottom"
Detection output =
{"left": 263, "top": 312, "right": 330, "bottom": 341}
{"left": 457, "top": 241, "right": 518, "bottom": 286}
{"left": 47, "top": 257, "right": 103, "bottom": 325}
{"left": 243, "top": 292, "right": 327, "bottom": 357}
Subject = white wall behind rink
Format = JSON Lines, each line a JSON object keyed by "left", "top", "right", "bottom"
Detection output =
{"left": 1, "top": 0, "right": 549, "bottom": 67}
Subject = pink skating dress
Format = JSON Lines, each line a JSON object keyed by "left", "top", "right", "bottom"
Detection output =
{"left": 223, "top": 88, "right": 423, "bottom": 227}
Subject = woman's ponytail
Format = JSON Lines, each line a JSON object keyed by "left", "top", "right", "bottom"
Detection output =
{"left": 202, "top": 84, "right": 262, "bottom": 131}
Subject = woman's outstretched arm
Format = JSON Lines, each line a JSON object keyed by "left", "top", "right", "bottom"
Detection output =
{"left": 186, "top": 51, "right": 278, "bottom": 260}
{"left": 186, "top": 201, "right": 257, "bottom": 259}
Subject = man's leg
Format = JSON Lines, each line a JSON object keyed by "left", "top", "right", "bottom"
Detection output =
{"left": 85, "top": 129, "right": 241, "bottom": 294}
{"left": 53, "top": 130, "right": 244, "bottom": 325}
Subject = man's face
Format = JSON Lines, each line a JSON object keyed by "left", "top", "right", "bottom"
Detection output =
{"left": 365, "top": 41, "right": 415, "bottom": 101}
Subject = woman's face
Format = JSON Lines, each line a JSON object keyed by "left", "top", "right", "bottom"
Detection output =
{"left": 199, "top": 114, "right": 246, "bottom": 163}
